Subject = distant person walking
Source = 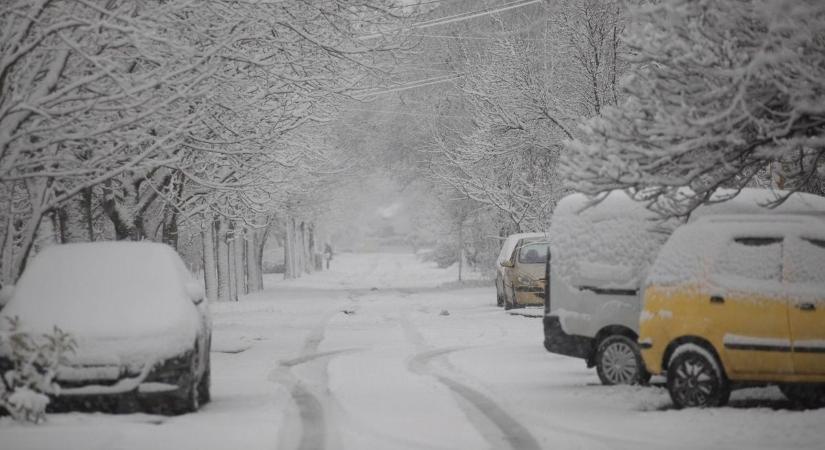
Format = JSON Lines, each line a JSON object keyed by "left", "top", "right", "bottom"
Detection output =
{"left": 324, "top": 243, "right": 334, "bottom": 269}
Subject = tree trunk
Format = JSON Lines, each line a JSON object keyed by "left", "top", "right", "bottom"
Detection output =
{"left": 228, "top": 230, "right": 238, "bottom": 301}
{"left": 234, "top": 226, "right": 247, "bottom": 296}
{"left": 82, "top": 186, "right": 95, "bottom": 241}
{"left": 162, "top": 208, "right": 179, "bottom": 249}
{"left": 1, "top": 198, "right": 15, "bottom": 286}
{"left": 216, "top": 217, "right": 231, "bottom": 302}
{"left": 246, "top": 227, "right": 262, "bottom": 292}
{"left": 202, "top": 217, "right": 218, "bottom": 303}
{"left": 457, "top": 222, "right": 464, "bottom": 282}
{"left": 254, "top": 218, "right": 270, "bottom": 289}
{"left": 284, "top": 217, "right": 298, "bottom": 279}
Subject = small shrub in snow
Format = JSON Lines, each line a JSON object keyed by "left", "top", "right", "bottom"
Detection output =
{"left": 0, "top": 317, "right": 75, "bottom": 423}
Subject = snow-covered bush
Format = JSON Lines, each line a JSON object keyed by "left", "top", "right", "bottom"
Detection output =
{"left": 0, "top": 317, "right": 75, "bottom": 423}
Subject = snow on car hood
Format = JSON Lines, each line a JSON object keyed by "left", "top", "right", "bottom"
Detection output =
{"left": 0, "top": 242, "right": 201, "bottom": 365}
{"left": 59, "top": 333, "right": 197, "bottom": 368}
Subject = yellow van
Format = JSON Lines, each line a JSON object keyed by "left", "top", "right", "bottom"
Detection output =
{"left": 639, "top": 215, "right": 825, "bottom": 408}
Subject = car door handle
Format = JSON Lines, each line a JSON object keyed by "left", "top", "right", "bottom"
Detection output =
{"left": 710, "top": 295, "right": 725, "bottom": 304}
{"left": 795, "top": 303, "right": 816, "bottom": 311}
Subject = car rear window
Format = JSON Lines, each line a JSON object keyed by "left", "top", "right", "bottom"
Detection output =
{"left": 518, "top": 242, "right": 549, "bottom": 264}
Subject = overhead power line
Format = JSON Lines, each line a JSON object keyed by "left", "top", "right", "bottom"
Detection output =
{"left": 359, "top": 0, "right": 543, "bottom": 39}
{"left": 414, "top": 0, "right": 543, "bottom": 30}
{"left": 341, "top": 107, "right": 470, "bottom": 119}
{"left": 355, "top": 74, "right": 464, "bottom": 99}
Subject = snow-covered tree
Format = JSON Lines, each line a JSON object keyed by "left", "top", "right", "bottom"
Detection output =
{"left": 564, "top": 0, "right": 825, "bottom": 217}
{"left": 0, "top": 0, "right": 415, "bottom": 287}
{"left": 427, "top": 0, "right": 626, "bottom": 231}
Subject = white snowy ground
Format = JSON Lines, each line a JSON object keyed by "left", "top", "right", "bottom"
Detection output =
{"left": 2, "top": 252, "right": 824, "bottom": 450}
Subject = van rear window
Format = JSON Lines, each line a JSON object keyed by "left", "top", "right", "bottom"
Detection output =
{"left": 733, "top": 237, "right": 783, "bottom": 246}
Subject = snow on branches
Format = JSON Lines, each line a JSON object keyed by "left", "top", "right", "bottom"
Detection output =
{"left": 0, "top": 1, "right": 413, "bottom": 284}
{"left": 563, "top": 0, "right": 825, "bottom": 217}
{"left": 0, "top": 317, "right": 75, "bottom": 423}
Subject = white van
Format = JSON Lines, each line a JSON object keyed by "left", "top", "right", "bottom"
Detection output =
{"left": 544, "top": 188, "right": 825, "bottom": 385}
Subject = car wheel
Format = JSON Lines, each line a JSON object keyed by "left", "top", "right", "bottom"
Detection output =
{"left": 496, "top": 279, "right": 504, "bottom": 307}
{"left": 173, "top": 350, "right": 202, "bottom": 414}
{"left": 595, "top": 335, "right": 649, "bottom": 386}
{"left": 198, "top": 356, "right": 211, "bottom": 405}
{"left": 667, "top": 346, "right": 730, "bottom": 408}
{"left": 504, "top": 286, "right": 516, "bottom": 310}
{"left": 779, "top": 384, "right": 825, "bottom": 409}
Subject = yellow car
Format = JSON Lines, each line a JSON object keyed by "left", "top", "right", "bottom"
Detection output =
{"left": 640, "top": 215, "right": 825, "bottom": 408}
{"left": 499, "top": 236, "right": 550, "bottom": 310}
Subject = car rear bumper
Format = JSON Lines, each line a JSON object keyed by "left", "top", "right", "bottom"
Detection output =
{"left": 543, "top": 315, "right": 594, "bottom": 361}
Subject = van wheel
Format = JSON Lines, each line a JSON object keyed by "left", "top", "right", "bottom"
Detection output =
{"left": 779, "top": 384, "right": 825, "bottom": 409}
{"left": 667, "top": 347, "right": 730, "bottom": 408}
{"left": 496, "top": 281, "right": 504, "bottom": 307}
{"left": 595, "top": 335, "right": 649, "bottom": 385}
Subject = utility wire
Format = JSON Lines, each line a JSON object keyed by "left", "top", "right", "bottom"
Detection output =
{"left": 341, "top": 107, "right": 470, "bottom": 119}
{"left": 359, "top": 0, "right": 543, "bottom": 39}
{"left": 414, "top": 0, "right": 542, "bottom": 29}
{"left": 356, "top": 74, "right": 464, "bottom": 99}
{"left": 405, "top": 33, "right": 551, "bottom": 41}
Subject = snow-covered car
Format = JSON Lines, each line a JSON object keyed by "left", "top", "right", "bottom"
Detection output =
{"left": 0, "top": 242, "right": 211, "bottom": 415}
{"left": 640, "top": 215, "right": 825, "bottom": 409}
{"left": 544, "top": 188, "right": 825, "bottom": 386}
{"left": 496, "top": 233, "right": 547, "bottom": 306}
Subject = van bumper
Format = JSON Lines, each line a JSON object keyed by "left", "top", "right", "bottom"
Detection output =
{"left": 543, "top": 315, "right": 594, "bottom": 361}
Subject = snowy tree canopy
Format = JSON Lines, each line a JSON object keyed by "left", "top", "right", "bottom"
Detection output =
{"left": 563, "top": 0, "right": 825, "bottom": 217}
{"left": 0, "top": 0, "right": 414, "bottom": 283}
{"left": 426, "top": 0, "right": 626, "bottom": 231}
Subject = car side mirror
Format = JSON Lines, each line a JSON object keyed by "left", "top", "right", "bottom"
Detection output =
{"left": 185, "top": 281, "right": 205, "bottom": 305}
{"left": 500, "top": 260, "right": 514, "bottom": 268}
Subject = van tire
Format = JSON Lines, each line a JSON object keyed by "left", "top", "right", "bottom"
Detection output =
{"left": 779, "top": 384, "right": 825, "bottom": 409}
{"left": 667, "top": 347, "right": 730, "bottom": 408}
{"left": 595, "top": 335, "right": 649, "bottom": 385}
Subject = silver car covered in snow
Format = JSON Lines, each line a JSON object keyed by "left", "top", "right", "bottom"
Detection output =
{"left": 0, "top": 242, "right": 211, "bottom": 415}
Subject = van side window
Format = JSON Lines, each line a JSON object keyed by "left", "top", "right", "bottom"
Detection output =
{"left": 715, "top": 237, "right": 782, "bottom": 281}
{"left": 785, "top": 237, "right": 825, "bottom": 285}
{"left": 803, "top": 238, "right": 825, "bottom": 249}
{"left": 733, "top": 237, "right": 782, "bottom": 246}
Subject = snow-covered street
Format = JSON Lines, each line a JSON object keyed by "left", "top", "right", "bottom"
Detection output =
{"left": 2, "top": 252, "right": 824, "bottom": 450}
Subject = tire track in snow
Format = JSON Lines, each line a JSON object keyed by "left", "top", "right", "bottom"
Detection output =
{"left": 401, "top": 314, "right": 542, "bottom": 450}
{"left": 273, "top": 303, "right": 360, "bottom": 450}
{"left": 400, "top": 316, "right": 698, "bottom": 450}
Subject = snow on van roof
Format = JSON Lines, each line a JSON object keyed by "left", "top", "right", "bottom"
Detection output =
{"left": 692, "top": 189, "right": 825, "bottom": 218}
{"left": 553, "top": 190, "right": 656, "bottom": 221}
{"left": 550, "top": 189, "right": 825, "bottom": 290}
{"left": 0, "top": 242, "right": 201, "bottom": 364}
{"left": 646, "top": 215, "right": 825, "bottom": 288}
{"left": 553, "top": 188, "right": 825, "bottom": 221}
